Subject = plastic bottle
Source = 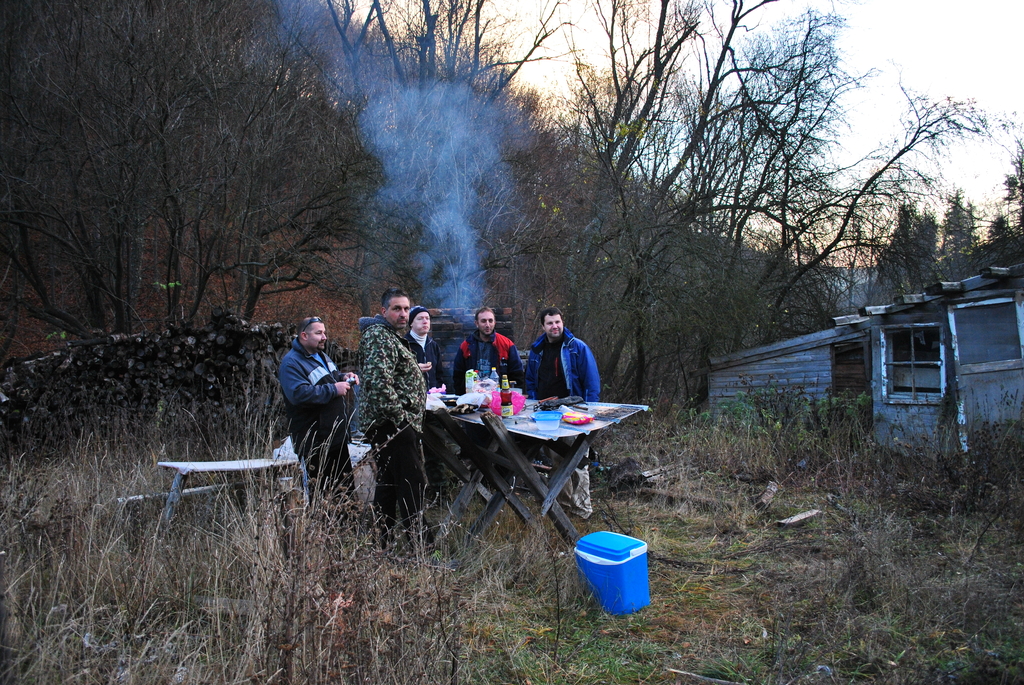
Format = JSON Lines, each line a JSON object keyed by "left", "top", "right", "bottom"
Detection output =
{"left": 489, "top": 366, "right": 499, "bottom": 384}
{"left": 465, "top": 369, "right": 475, "bottom": 394}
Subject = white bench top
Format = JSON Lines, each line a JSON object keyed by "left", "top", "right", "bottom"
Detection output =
{"left": 157, "top": 458, "right": 299, "bottom": 475}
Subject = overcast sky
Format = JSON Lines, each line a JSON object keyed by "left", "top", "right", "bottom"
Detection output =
{"left": 826, "top": 0, "right": 1021, "bottom": 208}
{"left": 517, "top": 0, "right": 1022, "bottom": 213}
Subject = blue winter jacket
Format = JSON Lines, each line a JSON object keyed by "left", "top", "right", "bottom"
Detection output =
{"left": 525, "top": 329, "right": 601, "bottom": 402}
{"left": 278, "top": 338, "right": 347, "bottom": 455}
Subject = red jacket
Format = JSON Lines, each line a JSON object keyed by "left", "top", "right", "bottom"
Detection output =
{"left": 453, "top": 331, "right": 525, "bottom": 393}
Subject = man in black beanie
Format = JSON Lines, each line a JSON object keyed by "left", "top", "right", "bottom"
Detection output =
{"left": 405, "top": 305, "right": 447, "bottom": 390}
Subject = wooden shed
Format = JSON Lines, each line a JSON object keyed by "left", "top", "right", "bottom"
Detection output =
{"left": 708, "top": 264, "right": 1024, "bottom": 449}
{"left": 707, "top": 326, "right": 870, "bottom": 408}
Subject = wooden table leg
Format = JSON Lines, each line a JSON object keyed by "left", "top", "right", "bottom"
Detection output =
{"left": 468, "top": 487, "right": 508, "bottom": 539}
{"left": 481, "top": 414, "right": 579, "bottom": 542}
{"left": 422, "top": 413, "right": 473, "bottom": 483}
{"left": 439, "top": 469, "right": 486, "bottom": 537}
{"left": 430, "top": 410, "right": 536, "bottom": 530}
{"left": 540, "top": 434, "right": 591, "bottom": 516}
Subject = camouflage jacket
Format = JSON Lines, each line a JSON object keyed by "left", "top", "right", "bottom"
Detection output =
{"left": 358, "top": 315, "right": 427, "bottom": 433}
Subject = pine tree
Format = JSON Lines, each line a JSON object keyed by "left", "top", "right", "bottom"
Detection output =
{"left": 937, "top": 191, "right": 979, "bottom": 280}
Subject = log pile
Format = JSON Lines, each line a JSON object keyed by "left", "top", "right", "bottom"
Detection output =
{"left": 0, "top": 310, "right": 355, "bottom": 438}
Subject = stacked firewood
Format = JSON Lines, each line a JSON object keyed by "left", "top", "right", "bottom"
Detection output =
{"left": 0, "top": 310, "right": 355, "bottom": 437}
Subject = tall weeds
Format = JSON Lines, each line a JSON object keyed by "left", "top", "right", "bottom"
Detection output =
{"left": 0, "top": 405, "right": 591, "bottom": 684}
{"left": 4, "top": 395, "right": 1024, "bottom": 683}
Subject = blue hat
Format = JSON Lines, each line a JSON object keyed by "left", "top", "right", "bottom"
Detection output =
{"left": 409, "top": 306, "right": 430, "bottom": 322}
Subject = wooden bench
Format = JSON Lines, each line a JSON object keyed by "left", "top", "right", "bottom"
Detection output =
{"left": 156, "top": 457, "right": 301, "bottom": 525}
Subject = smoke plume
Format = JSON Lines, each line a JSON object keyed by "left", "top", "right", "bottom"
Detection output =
{"left": 273, "top": 1, "right": 516, "bottom": 307}
{"left": 360, "top": 82, "right": 512, "bottom": 308}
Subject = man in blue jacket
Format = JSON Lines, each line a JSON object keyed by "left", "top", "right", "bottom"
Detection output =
{"left": 278, "top": 316, "right": 359, "bottom": 497}
{"left": 525, "top": 306, "right": 599, "bottom": 519}
{"left": 526, "top": 307, "right": 600, "bottom": 402}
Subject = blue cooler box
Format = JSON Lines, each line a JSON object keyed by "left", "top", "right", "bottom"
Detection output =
{"left": 575, "top": 531, "right": 650, "bottom": 614}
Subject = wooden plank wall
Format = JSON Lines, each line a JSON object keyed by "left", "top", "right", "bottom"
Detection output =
{"left": 709, "top": 344, "right": 833, "bottom": 416}
{"left": 873, "top": 402, "right": 944, "bottom": 448}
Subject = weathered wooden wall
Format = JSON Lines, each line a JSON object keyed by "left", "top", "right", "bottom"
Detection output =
{"left": 707, "top": 328, "right": 868, "bottom": 417}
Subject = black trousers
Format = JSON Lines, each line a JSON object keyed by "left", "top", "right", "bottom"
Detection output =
{"left": 301, "top": 433, "right": 353, "bottom": 498}
{"left": 294, "top": 400, "right": 354, "bottom": 500}
{"left": 421, "top": 412, "right": 451, "bottom": 497}
{"left": 367, "top": 420, "right": 432, "bottom": 545}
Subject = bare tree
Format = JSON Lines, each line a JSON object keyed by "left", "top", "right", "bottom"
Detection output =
{"left": 290, "top": 0, "right": 569, "bottom": 307}
{"left": 530, "top": 0, "right": 982, "bottom": 402}
{"left": 0, "top": 0, "right": 371, "bottom": 341}
{"left": 320, "top": 0, "right": 563, "bottom": 95}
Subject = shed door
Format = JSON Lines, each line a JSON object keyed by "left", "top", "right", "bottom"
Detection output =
{"left": 832, "top": 341, "right": 869, "bottom": 395}
{"left": 948, "top": 294, "right": 1024, "bottom": 447}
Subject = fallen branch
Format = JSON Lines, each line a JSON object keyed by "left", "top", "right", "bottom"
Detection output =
{"left": 641, "top": 463, "right": 687, "bottom": 482}
{"left": 634, "top": 489, "right": 720, "bottom": 510}
{"left": 648, "top": 553, "right": 756, "bottom": 576}
{"left": 668, "top": 669, "right": 744, "bottom": 685}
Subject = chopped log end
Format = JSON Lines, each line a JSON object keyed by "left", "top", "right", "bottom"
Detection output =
{"left": 754, "top": 481, "right": 779, "bottom": 511}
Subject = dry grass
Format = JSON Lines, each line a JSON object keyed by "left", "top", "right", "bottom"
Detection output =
{"left": 2, "top": 402, "right": 1024, "bottom": 684}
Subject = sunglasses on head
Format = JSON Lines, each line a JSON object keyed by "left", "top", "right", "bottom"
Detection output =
{"left": 301, "top": 317, "right": 323, "bottom": 332}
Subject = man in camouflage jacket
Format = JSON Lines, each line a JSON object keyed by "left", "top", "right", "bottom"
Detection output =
{"left": 358, "top": 287, "right": 430, "bottom": 545}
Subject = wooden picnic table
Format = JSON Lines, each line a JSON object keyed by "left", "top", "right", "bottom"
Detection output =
{"left": 424, "top": 400, "right": 648, "bottom": 543}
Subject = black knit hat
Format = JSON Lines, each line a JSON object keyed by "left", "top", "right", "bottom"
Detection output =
{"left": 409, "top": 305, "right": 430, "bottom": 322}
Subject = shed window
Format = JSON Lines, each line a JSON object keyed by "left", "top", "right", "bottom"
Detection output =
{"left": 951, "top": 302, "right": 1021, "bottom": 365}
{"left": 883, "top": 326, "right": 943, "bottom": 402}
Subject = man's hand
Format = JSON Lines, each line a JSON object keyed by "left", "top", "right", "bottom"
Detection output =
{"left": 344, "top": 373, "right": 360, "bottom": 385}
{"left": 333, "top": 381, "right": 351, "bottom": 396}
{"left": 418, "top": 362, "right": 432, "bottom": 372}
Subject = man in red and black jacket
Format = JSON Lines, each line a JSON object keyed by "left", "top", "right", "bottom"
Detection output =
{"left": 452, "top": 307, "right": 526, "bottom": 394}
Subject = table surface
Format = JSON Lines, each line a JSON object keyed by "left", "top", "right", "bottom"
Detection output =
{"left": 451, "top": 400, "right": 649, "bottom": 440}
